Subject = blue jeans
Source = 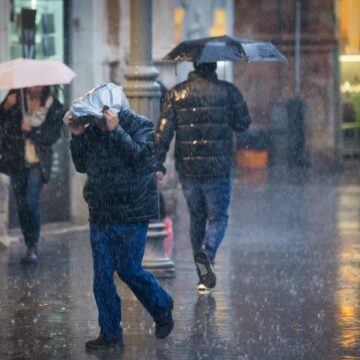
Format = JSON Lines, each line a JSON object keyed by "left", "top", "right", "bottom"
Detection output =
{"left": 180, "top": 177, "right": 231, "bottom": 262}
{"left": 90, "top": 222, "right": 173, "bottom": 338}
{"left": 11, "top": 165, "right": 44, "bottom": 247}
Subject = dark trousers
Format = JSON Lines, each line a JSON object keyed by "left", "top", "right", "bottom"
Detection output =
{"left": 11, "top": 165, "right": 44, "bottom": 248}
{"left": 90, "top": 222, "right": 173, "bottom": 338}
{"left": 180, "top": 176, "right": 231, "bottom": 262}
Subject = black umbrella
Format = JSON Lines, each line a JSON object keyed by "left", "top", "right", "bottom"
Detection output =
{"left": 163, "top": 35, "right": 287, "bottom": 63}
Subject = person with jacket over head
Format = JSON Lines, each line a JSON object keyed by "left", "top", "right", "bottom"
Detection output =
{"left": 67, "top": 97, "right": 174, "bottom": 351}
{"left": 0, "top": 86, "right": 64, "bottom": 264}
{"left": 156, "top": 62, "right": 251, "bottom": 294}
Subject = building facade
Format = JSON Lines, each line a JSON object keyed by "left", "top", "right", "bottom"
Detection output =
{"left": 233, "top": 0, "right": 359, "bottom": 168}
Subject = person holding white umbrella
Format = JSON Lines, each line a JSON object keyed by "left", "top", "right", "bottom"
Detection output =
{"left": 0, "top": 58, "right": 75, "bottom": 264}
{"left": 0, "top": 85, "right": 64, "bottom": 263}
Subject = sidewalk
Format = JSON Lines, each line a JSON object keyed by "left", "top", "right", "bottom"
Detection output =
{"left": 0, "top": 166, "right": 360, "bottom": 359}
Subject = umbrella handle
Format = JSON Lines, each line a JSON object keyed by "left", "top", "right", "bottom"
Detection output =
{"left": 20, "top": 88, "right": 26, "bottom": 118}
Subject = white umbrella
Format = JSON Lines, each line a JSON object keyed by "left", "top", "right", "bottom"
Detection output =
{"left": 0, "top": 58, "right": 76, "bottom": 89}
{"left": 0, "top": 58, "right": 76, "bottom": 115}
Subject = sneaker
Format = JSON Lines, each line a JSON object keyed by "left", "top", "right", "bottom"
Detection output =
{"left": 155, "top": 302, "right": 174, "bottom": 339}
{"left": 194, "top": 252, "right": 216, "bottom": 294}
{"left": 85, "top": 335, "right": 124, "bottom": 350}
{"left": 20, "top": 247, "right": 38, "bottom": 265}
{"left": 196, "top": 282, "right": 215, "bottom": 294}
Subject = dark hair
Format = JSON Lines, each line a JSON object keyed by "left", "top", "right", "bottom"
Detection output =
{"left": 39, "top": 86, "right": 59, "bottom": 106}
{"left": 193, "top": 62, "right": 217, "bottom": 74}
{"left": 8, "top": 89, "right": 20, "bottom": 97}
{"left": 2, "top": 89, "right": 21, "bottom": 110}
{"left": 25, "top": 85, "right": 59, "bottom": 109}
{"left": 3, "top": 86, "right": 58, "bottom": 111}
{"left": 39, "top": 86, "right": 51, "bottom": 106}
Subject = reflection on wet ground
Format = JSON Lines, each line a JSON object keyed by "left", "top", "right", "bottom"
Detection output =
{"left": 0, "top": 166, "right": 360, "bottom": 359}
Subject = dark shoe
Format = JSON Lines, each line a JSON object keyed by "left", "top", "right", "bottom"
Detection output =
{"left": 85, "top": 335, "right": 124, "bottom": 350}
{"left": 155, "top": 303, "right": 174, "bottom": 339}
{"left": 20, "top": 247, "right": 38, "bottom": 265}
{"left": 194, "top": 252, "right": 216, "bottom": 294}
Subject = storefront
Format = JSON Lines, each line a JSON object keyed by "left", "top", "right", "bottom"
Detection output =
{"left": 7, "top": 0, "right": 70, "bottom": 226}
{"left": 10, "top": 0, "right": 65, "bottom": 61}
{"left": 339, "top": 0, "right": 360, "bottom": 156}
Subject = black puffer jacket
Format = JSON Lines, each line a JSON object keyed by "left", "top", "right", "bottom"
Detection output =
{"left": 70, "top": 108, "right": 159, "bottom": 226}
{"left": 0, "top": 97, "right": 64, "bottom": 182}
{"left": 156, "top": 71, "right": 251, "bottom": 178}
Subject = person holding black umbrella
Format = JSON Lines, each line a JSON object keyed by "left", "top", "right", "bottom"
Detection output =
{"left": 155, "top": 62, "right": 251, "bottom": 294}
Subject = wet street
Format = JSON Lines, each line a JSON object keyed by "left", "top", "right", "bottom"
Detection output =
{"left": 1, "top": 166, "right": 360, "bottom": 359}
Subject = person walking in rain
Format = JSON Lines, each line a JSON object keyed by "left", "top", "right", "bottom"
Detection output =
{"left": 66, "top": 86, "right": 174, "bottom": 350}
{"left": 156, "top": 62, "right": 251, "bottom": 293}
{"left": 0, "top": 86, "right": 64, "bottom": 264}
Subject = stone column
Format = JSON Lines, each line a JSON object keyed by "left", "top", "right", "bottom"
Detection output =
{"left": 124, "top": 0, "right": 175, "bottom": 278}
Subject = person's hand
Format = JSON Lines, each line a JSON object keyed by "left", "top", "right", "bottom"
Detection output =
{"left": 68, "top": 122, "right": 85, "bottom": 136}
{"left": 156, "top": 171, "right": 164, "bottom": 183}
{"left": 21, "top": 117, "right": 32, "bottom": 133}
{"left": 4, "top": 93, "right": 17, "bottom": 110}
{"left": 64, "top": 111, "right": 85, "bottom": 135}
{"left": 103, "top": 109, "right": 119, "bottom": 131}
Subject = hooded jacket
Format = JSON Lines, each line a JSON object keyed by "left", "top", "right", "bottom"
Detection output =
{"left": 156, "top": 70, "right": 251, "bottom": 178}
{"left": 70, "top": 108, "right": 159, "bottom": 226}
{"left": 0, "top": 97, "right": 64, "bottom": 181}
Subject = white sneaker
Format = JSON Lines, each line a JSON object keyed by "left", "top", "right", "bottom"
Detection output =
{"left": 194, "top": 251, "right": 216, "bottom": 294}
{"left": 196, "top": 282, "right": 214, "bottom": 294}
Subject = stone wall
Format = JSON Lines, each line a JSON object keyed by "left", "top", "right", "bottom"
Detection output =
{"left": 234, "top": 0, "right": 340, "bottom": 168}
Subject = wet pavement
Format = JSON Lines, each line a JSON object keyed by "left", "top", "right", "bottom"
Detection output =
{"left": 1, "top": 165, "right": 360, "bottom": 359}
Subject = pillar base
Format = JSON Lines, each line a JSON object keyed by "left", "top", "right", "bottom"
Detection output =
{"left": 143, "top": 222, "right": 175, "bottom": 278}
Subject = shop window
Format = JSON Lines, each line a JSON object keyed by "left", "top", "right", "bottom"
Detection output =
{"left": 173, "top": 0, "right": 233, "bottom": 81}
{"left": 174, "top": 0, "right": 229, "bottom": 43}
{"left": 10, "top": 0, "right": 64, "bottom": 61}
{"left": 339, "top": 0, "right": 360, "bottom": 155}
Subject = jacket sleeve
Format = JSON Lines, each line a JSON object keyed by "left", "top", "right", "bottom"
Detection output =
{"left": 155, "top": 91, "right": 176, "bottom": 174}
{"left": 70, "top": 133, "right": 89, "bottom": 173}
{"left": 229, "top": 85, "right": 251, "bottom": 132}
{"left": 109, "top": 110, "right": 155, "bottom": 164}
{"left": 27, "top": 101, "right": 64, "bottom": 146}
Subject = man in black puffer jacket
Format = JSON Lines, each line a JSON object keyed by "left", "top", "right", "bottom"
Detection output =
{"left": 156, "top": 62, "right": 251, "bottom": 294}
{"left": 68, "top": 106, "right": 174, "bottom": 350}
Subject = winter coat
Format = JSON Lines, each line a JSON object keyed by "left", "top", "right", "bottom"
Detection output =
{"left": 70, "top": 108, "right": 159, "bottom": 226}
{"left": 0, "top": 97, "right": 64, "bottom": 182}
{"left": 155, "top": 71, "right": 251, "bottom": 178}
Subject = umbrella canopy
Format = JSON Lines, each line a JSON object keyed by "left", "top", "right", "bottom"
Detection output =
{"left": 163, "top": 35, "right": 287, "bottom": 63}
{"left": 0, "top": 58, "right": 76, "bottom": 89}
